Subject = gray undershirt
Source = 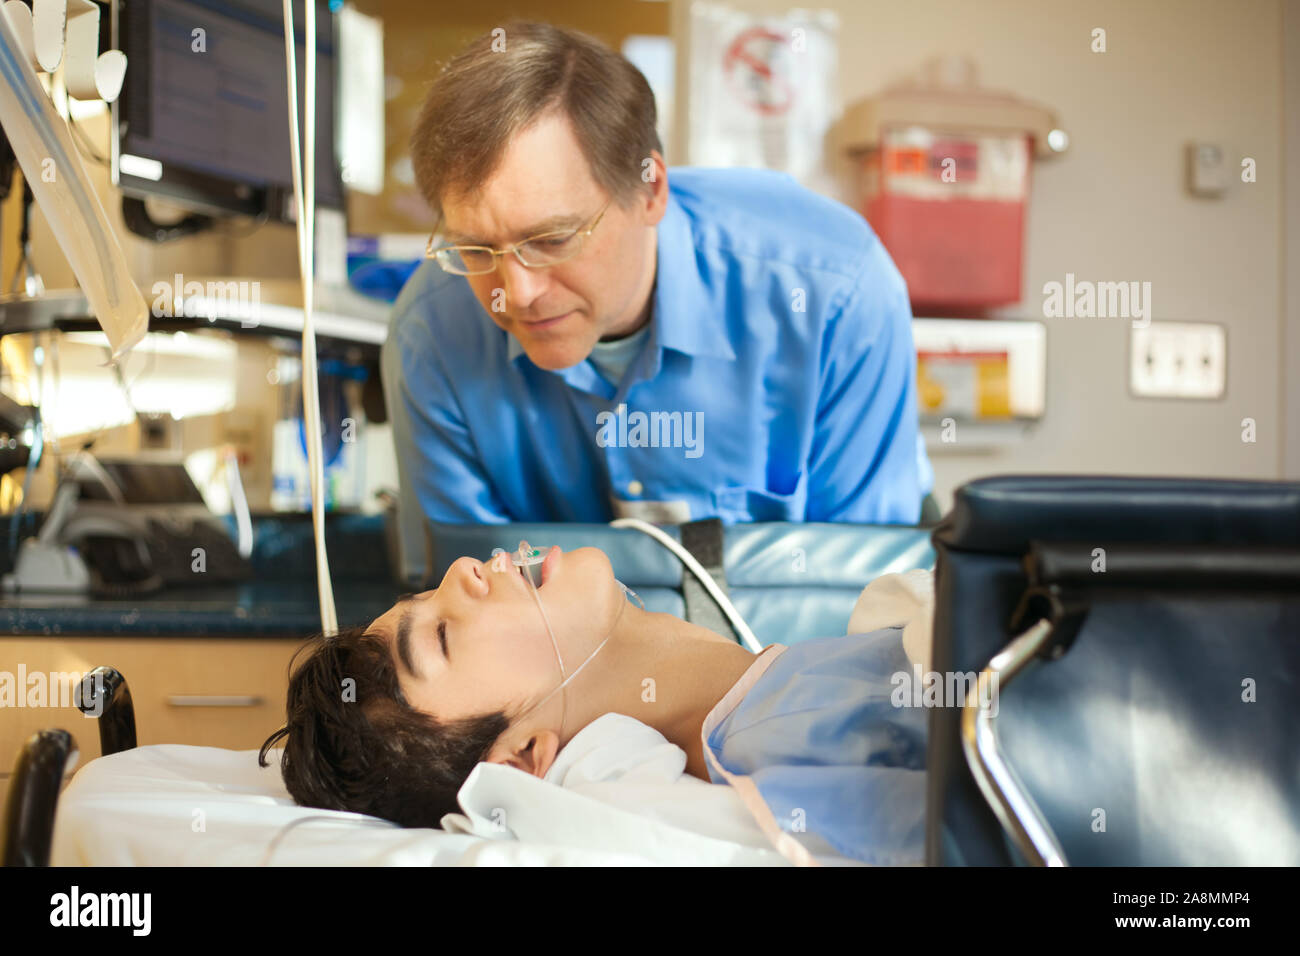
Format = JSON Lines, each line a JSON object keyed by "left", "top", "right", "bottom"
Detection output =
{"left": 588, "top": 321, "right": 652, "bottom": 388}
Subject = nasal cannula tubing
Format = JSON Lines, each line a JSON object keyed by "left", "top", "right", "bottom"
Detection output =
{"left": 502, "top": 541, "right": 644, "bottom": 736}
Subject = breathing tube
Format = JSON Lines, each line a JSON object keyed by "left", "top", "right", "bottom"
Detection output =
{"left": 0, "top": 4, "right": 147, "bottom": 359}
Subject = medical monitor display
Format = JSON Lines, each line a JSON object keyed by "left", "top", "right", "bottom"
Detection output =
{"left": 112, "top": 0, "right": 342, "bottom": 221}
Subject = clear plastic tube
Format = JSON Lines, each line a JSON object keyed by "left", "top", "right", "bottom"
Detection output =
{"left": 0, "top": 9, "right": 146, "bottom": 361}
{"left": 501, "top": 542, "right": 641, "bottom": 734}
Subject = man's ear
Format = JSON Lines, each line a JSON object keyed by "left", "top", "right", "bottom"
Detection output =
{"left": 639, "top": 150, "right": 669, "bottom": 226}
{"left": 485, "top": 729, "right": 561, "bottom": 779}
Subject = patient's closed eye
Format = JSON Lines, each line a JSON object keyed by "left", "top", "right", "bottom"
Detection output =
{"left": 438, "top": 620, "right": 449, "bottom": 661}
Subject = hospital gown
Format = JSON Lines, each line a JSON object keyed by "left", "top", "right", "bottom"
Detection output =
{"left": 700, "top": 628, "right": 928, "bottom": 866}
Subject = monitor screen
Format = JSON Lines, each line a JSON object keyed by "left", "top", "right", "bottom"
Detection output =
{"left": 98, "top": 460, "right": 208, "bottom": 506}
{"left": 112, "top": 0, "right": 343, "bottom": 221}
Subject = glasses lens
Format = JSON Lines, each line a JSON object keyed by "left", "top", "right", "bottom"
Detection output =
{"left": 517, "top": 233, "right": 581, "bottom": 267}
{"left": 437, "top": 247, "right": 495, "bottom": 275}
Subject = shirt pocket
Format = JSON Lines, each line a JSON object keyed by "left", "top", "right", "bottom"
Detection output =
{"left": 712, "top": 473, "right": 807, "bottom": 522}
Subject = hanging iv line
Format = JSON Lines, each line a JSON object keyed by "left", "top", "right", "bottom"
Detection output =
{"left": 282, "top": 0, "right": 336, "bottom": 635}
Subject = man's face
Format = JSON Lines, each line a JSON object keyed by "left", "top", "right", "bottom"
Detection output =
{"left": 438, "top": 111, "right": 668, "bottom": 371}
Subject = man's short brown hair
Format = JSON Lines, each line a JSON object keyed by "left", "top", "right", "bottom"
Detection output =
{"left": 410, "top": 21, "right": 663, "bottom": 225}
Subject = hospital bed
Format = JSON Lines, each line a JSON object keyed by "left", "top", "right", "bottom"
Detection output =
{"left": 6, "top": 514, "right": 935, "bottom": 866}
{"left": 4, "top": 474, "right": 1298, "bottom": 866}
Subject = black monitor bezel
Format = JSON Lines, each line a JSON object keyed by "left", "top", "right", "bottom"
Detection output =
{"left": 109, "top": 0, "right": 345, "bottom": 224}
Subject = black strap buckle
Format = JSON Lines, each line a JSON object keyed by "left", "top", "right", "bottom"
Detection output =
{"left": 1008, "top": 583, "right": 1090, "bottom": 661}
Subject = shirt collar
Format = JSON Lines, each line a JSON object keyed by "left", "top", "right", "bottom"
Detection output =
{"left": 649, "top": 192, "right": 737, "bottom": 361}
{"left": 506, "top": 187, "right": 737, "bottom": 368}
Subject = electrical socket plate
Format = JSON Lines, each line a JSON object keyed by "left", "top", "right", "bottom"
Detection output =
{"left": 1130, "top": 321, "right": 1226, "bottom": 399}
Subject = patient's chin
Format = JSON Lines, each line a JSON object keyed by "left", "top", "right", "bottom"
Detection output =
{"left": 556, "top": 546, "right": 614, "bottom": 588}
{"left": 549, "top": 548, "right": 620, "bottom": 650}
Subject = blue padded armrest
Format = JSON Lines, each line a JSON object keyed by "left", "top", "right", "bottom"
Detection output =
{"left": 426, "top": 520, "right": 935, "bottom": 647}
{"left": 725, "top": 523, "right": 934, "bottom": 646}
{"left": 724, "top": 523, "right": 935, "bottom": 585}
{"left": 939, "top": 474, "right": 1300, "bottom": 552}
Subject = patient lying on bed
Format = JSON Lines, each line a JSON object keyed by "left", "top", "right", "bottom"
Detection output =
{"left": 259, "top": 546, "right": 927, "bottom": 865}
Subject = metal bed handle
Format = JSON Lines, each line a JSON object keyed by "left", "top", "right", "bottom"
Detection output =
{"left": 961, "top": 617, "right": 1068, "bottom": 867}
{"left": 958, "top": 538, "right": 1231, "bottom": 868}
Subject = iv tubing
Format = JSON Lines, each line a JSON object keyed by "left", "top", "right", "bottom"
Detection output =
{"left": 282, "top": 0, "right": 337, "bottom": 635}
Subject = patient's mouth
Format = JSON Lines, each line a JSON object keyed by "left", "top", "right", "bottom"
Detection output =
{"left": 513, "top": 542, "right": 560, "bottom": 590}
{"left": 540, "top": 546, "right": 560, "bottom": 587}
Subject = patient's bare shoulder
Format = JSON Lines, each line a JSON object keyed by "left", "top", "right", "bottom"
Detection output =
{"left": 692, "top": 627, "right": 742, "bottom": 647}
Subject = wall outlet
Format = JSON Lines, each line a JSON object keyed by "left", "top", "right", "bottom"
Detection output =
{"left": 1130, "top": 321, "right": 1226, "bottom": 399}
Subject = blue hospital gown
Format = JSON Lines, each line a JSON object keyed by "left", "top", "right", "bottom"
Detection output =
{"left": 701, "top": 628, "right": 928, "bottom": 866}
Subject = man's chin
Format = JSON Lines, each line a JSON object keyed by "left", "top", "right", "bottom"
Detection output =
{"left": 519, "top": 339, "right": 591, "bottom": 372}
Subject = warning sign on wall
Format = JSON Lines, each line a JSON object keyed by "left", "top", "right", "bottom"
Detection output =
{"left": 722, "top": 27, "right": 796, "bottom": 116}
{"left": 689, "top": 3, "right": 839, "bottom": 194}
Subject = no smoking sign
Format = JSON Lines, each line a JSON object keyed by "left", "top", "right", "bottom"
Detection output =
{"left": 723, "top": 27, "right": 796, "bottom": 116}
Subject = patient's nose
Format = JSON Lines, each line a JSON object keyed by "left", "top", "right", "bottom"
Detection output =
{"left": 446, "top": 556, "right": 489, "bottom": 597}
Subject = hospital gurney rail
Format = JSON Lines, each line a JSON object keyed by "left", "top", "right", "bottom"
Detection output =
{"left": 1, "top": 665, "right": 136, "bottom": 866}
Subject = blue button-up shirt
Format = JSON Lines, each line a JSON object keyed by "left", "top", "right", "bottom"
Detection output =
{"left": 383, "top": 167, "right": 933, "bottom": 528}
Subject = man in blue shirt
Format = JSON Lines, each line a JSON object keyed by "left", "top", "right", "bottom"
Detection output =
{"left": 383, "top": 22, "right": 933, "bottom": 563}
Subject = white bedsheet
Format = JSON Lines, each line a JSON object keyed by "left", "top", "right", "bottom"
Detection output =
{"left": 50, "top": 715, "right": 788, "bottom": 866}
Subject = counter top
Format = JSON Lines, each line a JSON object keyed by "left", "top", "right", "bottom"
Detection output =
{"left": 0, "top": 580, "right": 399, "bottom": 638}
{"left": 0, "top": 511, "right": 404, "bottom": 637}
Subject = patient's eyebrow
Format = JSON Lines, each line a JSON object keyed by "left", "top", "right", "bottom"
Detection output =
{"left": 395, "top": 605, "right": 420, "bottom": 680}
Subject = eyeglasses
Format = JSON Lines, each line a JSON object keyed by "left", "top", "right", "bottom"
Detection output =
{"left": 426, "top": 198, "right": 614, "bottom": 276}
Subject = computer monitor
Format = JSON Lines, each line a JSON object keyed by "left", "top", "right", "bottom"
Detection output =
{"left": 111, "top": 0, "right": 343, "bottom": 222}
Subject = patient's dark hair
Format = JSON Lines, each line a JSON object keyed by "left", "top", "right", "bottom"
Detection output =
{"left": 259, "top": 623, "right": 510, "bottom": 829}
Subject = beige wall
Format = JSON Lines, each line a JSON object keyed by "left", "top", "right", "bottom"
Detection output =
{"left": 675, "top": 0, "right": 1287, "bottom": 511}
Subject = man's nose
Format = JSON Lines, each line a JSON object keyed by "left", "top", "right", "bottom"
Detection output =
{"left": 496, "top": 255, "right": 548, "bottom": 312}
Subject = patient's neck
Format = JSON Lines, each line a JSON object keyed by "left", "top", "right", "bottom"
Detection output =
{"left": 558, "top": 605, "right": 758, "bottom": 780}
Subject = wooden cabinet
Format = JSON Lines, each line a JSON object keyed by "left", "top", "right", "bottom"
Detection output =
{"left": 0, "top": 637, "right": 304, "bottom": 776}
